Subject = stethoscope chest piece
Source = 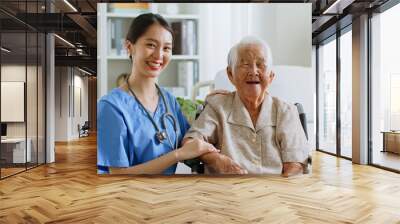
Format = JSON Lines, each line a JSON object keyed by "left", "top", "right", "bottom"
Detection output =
{"left": 156, "top": 130, "right": 168, "bottom": 143}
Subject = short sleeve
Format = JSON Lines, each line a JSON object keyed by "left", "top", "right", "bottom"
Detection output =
{"left": 276, "top": 104, "right": 310, "bottom": 164}
{"left": 184, "top": 104, "right": 219, "bottom": 145}
{"left": 97, "top": 100, "right": 130, "bottom": 171}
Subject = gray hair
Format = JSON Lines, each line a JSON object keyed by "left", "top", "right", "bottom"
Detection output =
{"left": 227, "top": 36, "right": 273, "bottom": 74}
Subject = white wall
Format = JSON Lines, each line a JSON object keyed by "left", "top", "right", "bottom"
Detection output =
{"left": 274, "top": 4, "right": 312, "bottom": 68}
{"left": 1, "top": 65, "right": 39, "bottom": 138}
{"left": 72, "top": 73, "right": 89, "bottom": 138}
{"left": 1, "top": 65, "right": 26, "bottom": 81}
{"left": 2, "top": 64, "right": 47, "bottom": 164}
{"left": 198, "top": 3, "right": 312, "bottom": 82}
{"left": 269, "top": 65, "right": 315, "bottom": 148}
{"left": 54, "top": 67, "right": 89, "bottom": 141}
{"left": 1, "top": 66, "right": 26, "bottom": 140}
{"left": 1, "top": 82, "right": 25, "bottom": 122}
{"left": 1, "top": 66, "right": 26, "bottom": 128}
{"left": 55, "top": 67, "right": 69, "bottom": 141}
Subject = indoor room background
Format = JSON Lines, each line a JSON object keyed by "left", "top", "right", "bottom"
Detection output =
{"left": 96, "top": 3, "right": 314, "bottom": 174}
{"left": 97, "top": 2, "right": 314, "bottom": 140}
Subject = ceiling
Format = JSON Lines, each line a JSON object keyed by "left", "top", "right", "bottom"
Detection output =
{"left": 0, "top": 0, "right": 395, "bottom": 75}
{"left": 309, "top": 0, "right": 390, "bottom": 43}
{"left": 0, "top": 0, "right": 97, "bottom": 74}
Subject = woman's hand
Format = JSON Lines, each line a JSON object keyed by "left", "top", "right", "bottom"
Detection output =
{"left": 176, "top": 138, "right": 219, "bottom": 161}
{"left": 282, "top": 162, "right": 303, "bottom": 177}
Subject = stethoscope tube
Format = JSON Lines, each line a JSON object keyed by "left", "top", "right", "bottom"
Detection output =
{"left": 126, "top": 79, "right": 178, "bottom": 150}
{"left": 162, "top": 113, "right": 178, "bottom": 150}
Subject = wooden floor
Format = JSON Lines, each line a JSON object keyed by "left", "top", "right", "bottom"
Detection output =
{"left": 1, "top": 135, "right": 400, "bottom": 223}
{"left": 1, "top": 163, "right": 45, "bottom": 178}
{"left": 373, "top": 151, "right": 400, "bottom": 171}
{"left": 1, "top": 167, "right": 26, "bottom": 178}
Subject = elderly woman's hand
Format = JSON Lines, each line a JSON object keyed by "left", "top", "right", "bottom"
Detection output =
{"left": 177, "top": 139, "right": 220, "bottom": 161}
{"left": 201, "top": 152, "right": 248, "bottom": 174}
{"left": 282, "top": 162, "right": 303, "bottom": 177}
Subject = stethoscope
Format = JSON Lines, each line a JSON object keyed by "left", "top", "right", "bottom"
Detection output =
{"left": 126, "top": 79, "right": 179, "bottom": 150}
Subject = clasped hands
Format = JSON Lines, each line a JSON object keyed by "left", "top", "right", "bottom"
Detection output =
{"left": 191, "top": 144, "right": 302, "bottom": 177}
{"left": 200, "top": 152, "right": 248, "bottom": 174}
{"left": 183, "top": 138, "right": 303, "bottom": 177}
{"left": 201, "top": 152, "right": 303, "bottom": 177}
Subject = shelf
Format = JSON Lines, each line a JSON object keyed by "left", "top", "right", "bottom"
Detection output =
{"left": 171, "top": 55, "right": 200, "bottom": 60}
{"left": 107, "top": 55, "right": 200, "bottom": 60}
{"left": 163, "top": 14, "right": 199, "bottom": 20}
{"left": 107, "top": 12, "right": 146, "bottom": 18}
{"left": 107, "top": 13, "right": 199, "bottom": 20}
{"left": 107, "top": 55, "right": 129, "bottom": 60}
{"left": 98, "top": 3, "right": 201, "bottom": 99}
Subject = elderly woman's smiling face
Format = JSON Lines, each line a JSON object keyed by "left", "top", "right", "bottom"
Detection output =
{"left": 227, "top": 44, "right": 274, "bottom": 100}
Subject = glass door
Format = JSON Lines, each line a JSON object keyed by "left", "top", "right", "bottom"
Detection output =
{"left": 339, "top": 28, "right": 352, "bottom": 158}
{"left": 318, "top": 36, "right": 337, "bottom": 155}
{"left": 0, "top": 0, "right": 47, "bottom": 179}
{"left": 1, "top": 30, "right": 28, "bottom": 178}
{"left": 370, "top": 3, "right": 400, "bottom": 171}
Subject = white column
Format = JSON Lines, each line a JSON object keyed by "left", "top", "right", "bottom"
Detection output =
{"left": 352, "top": 14, "right": 369, "bottom": 164}
{"left": 46, "top": 33, "right": 55, "bottom": 163}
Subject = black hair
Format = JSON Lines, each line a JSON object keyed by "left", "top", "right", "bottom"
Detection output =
{"left": 126, "top": 13, "right": 174, "bottom": 60}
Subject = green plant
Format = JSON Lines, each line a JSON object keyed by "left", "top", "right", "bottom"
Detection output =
{"left": 176, "top": 97, "right": 204, "bottom": 124}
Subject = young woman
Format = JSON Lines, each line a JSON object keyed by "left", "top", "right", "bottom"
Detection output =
{"left": 97, "top": 13, "right": 218, "bottom": 174}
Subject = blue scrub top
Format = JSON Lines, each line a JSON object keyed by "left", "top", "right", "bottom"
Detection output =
{"left": 97, "top": 87, "right": 190, "bottom": 174}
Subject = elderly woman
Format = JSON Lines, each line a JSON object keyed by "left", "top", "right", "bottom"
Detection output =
{"left": 183, "top": 36, "right": 310, "bottom": 176}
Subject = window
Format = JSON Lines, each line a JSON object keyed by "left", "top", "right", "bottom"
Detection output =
{"left": 340, "top": 29, "right": 352, "bottom": 158}
{"left": 0, "top": 1, "right": 47, "bottom": 179}
{"left": 318, "top": 37, "right": 337, "bottom": 154}
{"left": 371, "top": 2, "right": 400, "bottom": 171}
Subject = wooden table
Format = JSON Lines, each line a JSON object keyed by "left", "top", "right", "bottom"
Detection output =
{"left": 382, "top": 131, "right": 400, "bottom": 154}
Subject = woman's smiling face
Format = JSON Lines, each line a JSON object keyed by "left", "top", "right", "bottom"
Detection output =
{"left": 129, "top": 23, "right": 173, "bottom": 79}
